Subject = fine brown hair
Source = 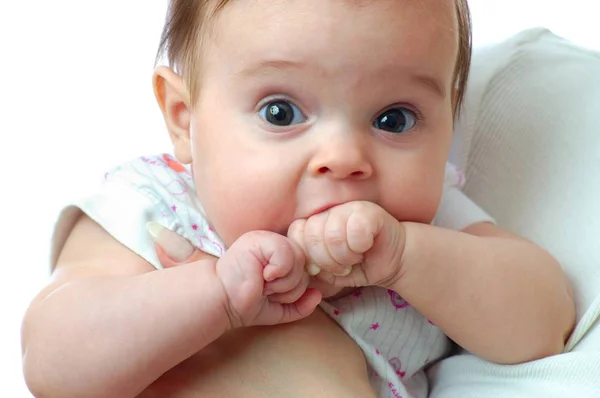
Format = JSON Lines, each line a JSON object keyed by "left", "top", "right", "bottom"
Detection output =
{"left": 156, "top": 0, "right": 472, "bottom": 116}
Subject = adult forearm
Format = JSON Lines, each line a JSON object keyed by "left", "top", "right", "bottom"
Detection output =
{"left": 391, "top": 222, "right": 575, "bottom": 364}
{"left": 22, "top": 262, "right": 229, "bottom": 398}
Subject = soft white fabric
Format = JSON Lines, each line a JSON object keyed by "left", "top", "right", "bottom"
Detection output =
{"left": 51, "top": 154, "right": 492, "bottom": 398}
{"left": 430, "top": 28, "right": 600, "bottom": 397}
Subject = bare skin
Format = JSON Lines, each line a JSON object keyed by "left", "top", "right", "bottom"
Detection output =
{"left": 140, "top": 309, "right": 375, "bottom": 398}
{"left": 23, "top": 215, "right": 375, "bottom": 397}
{"left": 141, "top": 226, "right": 376, "bottom": 398}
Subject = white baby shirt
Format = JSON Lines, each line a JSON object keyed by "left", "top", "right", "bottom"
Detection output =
{"left": 51, "top": 154, "right": 494, "bottom": 398}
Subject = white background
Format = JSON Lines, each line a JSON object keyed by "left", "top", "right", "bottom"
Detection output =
{"left": 0, "top": 1, "right": 598, "bottom": 395}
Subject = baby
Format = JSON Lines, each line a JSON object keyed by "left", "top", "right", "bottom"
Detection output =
{"left": 22, "top": 0, "right": 575, "bottom": 397}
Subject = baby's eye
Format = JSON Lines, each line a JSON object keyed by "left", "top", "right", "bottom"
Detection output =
{"left": 373, "top": 108, "right": 417, "bottom": 134}
{"left": 259, "top": 100, "right": 306, "bottom": 127}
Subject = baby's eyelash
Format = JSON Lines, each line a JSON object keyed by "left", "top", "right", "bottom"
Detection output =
{"left": 381, "top": 104, "right": 423, "bottom": 120}
{"left": 255, "top": 94, "right": 302, "bottom": 112}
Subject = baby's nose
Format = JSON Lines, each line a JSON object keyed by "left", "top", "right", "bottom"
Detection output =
{"left": 308, "top": 134, "right": 373, "bottom": 180}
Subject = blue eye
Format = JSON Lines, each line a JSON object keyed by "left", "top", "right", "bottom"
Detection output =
{"left": 259, "top": 100, "right": 306, "bottom": 127}
{"left": 373, "top": 108, "right": 417, "bottom": 134}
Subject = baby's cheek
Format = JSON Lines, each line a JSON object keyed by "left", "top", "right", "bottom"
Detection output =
{"left": 206, "top": 199, "right": 252, "bottom": 248}
{"left": 194, "top": 176, "right": 288, "bottom": 247}
{"left": 384, "top": 183, "right": 443, "bottom": 224}
{"left": 412, "top": 194, "right": 442, "bottom": 224}
{"left": 192, "top": 177, "right": 240, "bottom": 247}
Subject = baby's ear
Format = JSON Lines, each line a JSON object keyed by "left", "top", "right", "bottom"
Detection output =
{"left": 153, "top": 67, "right": 192, "bottom": 164}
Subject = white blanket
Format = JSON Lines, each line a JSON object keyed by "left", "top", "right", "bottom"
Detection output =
{"left": 429, "top": 28, "right": 600, "bottom": 397}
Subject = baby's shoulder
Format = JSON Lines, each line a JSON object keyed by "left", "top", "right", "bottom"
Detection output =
{"left": 105, "top": 154, "right": 195, "bottom": 193}
{"left": 56, "top": 154, "right": 224, "bottom": 268}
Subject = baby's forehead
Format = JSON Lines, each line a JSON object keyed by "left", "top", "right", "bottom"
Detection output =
{"left": 206, "top": 0, "right": 459, "bottom": 84}
{"left": 209, "top": 0, "right": 458, "bottom": 33}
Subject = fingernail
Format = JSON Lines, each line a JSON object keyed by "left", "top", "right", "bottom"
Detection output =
{"left": 146, "top": 222, "right": 195, "bottom": 263}
{"left": 307, "top": 263, "right": 321, "bottom": 276}
{"left": 334, "top": 266, "right": 353, "bottom": 277}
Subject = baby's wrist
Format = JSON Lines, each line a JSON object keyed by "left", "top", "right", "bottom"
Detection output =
{"left": 177, "top": 258, "right": 239, "bottom": 334}
{"left": 211, "top": 260, "right": 242, "bottom": 331}
{"left": 385, "top": 221, "right": 432, "bottom": 292}
{"left": 378, "top": 217, "right": 408, "bottom": 289}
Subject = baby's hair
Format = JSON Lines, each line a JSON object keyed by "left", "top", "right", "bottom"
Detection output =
{"left": 156, "top": 0, "right": 472, "bottom": 116}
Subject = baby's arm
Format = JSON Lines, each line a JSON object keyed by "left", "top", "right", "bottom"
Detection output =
{"left": 291, "top": 201, "right": 575, "bottom": 365}
{"left": 391, "top": 221, "right": 575, "bottom": 364}
{"left": 22, "top": 215, "right": 232, "bottom": 397}
{"left": 22, "top": 215, "right": 317, "bottom": 397}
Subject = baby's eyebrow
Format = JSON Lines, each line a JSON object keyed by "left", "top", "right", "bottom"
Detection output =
{"left": 412, "top": 73, "right": 446, "bottom": 99}
{"left": 234, "top": 59, "right": 309, "bottom": 78}
{"left": 235, "top": 58, "right": 447, "bottom": 99}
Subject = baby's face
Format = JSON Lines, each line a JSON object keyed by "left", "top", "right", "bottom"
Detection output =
{"left": 189, "top": 0, "right": 458, "bottom": 246}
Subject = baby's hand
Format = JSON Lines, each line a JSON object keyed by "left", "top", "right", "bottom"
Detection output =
{"left": 288, "top": 201, "right": 406, "bottom": 289}
{"left": 216, "top": 231, "right": 321, "bottom": 328}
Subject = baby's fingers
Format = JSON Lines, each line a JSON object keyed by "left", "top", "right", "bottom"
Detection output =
{"left": 315, "top": 266, "right": 370, "bottom": 288}
{"left": 323, "top": 211, "right": 364, "bottom": 274}
{"left": 262, "top": 238, "right": 305, "bottom": 282}
{"left": 288, "top": 219, "right": 321, "bottom": 275}
{"left": 304, "top": 212, "right": 359, "bottom": 276}
{"left": 346, "top": 209, "right": 379, "bottom": 254}
{"left": 266, "top": 272, "right": 310, "bottom": 304}
{"left": 270, "top": 289, "right": 322, "bottom": 324}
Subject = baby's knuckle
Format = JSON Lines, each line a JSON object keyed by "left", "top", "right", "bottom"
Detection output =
{"left": 277, "top": 238, "right": 294, "bottom": 255}
{"left": 237, "top": 230, "right": 267, "bottom": 246}
{"left": 304, "top": 232, "right": 323, "bottom": 250}
{"left": 352, "top": 201, "right": 373, "bottom": 213}
{"left": 324, "top": 228, "right": 346, "bottom": 247}
{"left": 288, "top": 219, "right": 305, "bottom": 235}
